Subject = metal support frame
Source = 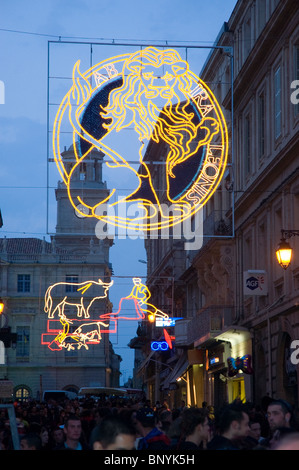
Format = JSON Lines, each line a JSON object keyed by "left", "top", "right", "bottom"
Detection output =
{"left": 46, "top": 39, "right": 234, "bottom": 239}
{"left": 0, "top": 404, "right": 20, "bottom": 450}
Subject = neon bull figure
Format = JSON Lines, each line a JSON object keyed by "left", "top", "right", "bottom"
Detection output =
{"left": 44, "top": 279, "right": 113, "bottom": 319}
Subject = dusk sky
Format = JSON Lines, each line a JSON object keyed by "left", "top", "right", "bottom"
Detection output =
{"left": 0, "top": 0, "right": 237, "bottom": 383}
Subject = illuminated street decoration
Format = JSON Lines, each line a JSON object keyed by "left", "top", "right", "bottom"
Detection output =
{"left": 151, "top": 341, "right": 169, "bottom": 351}
{"left": 44, "top": 279, "right": 113, "bottom": 319}
{"left": 151, "top": 329, "right": 175, "bottom": 351}
{"left": 42, "top": 278, "right": 113, "bottom": 351}
{"left": 53, "top": 47, "right": 228, "bottom": 232}
{"left": 42, "top": 277, "right": 169, "bottom": 351}
{"left": 227, "top": 355, "right": 254, "bottom": 377}
{"left": 99, "top": 277, "right": 169, "bottom": 323}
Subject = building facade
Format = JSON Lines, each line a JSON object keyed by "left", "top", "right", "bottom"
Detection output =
{"left": 0, "top": 145, "right": 121, "bottom": 401}
{"left": 131, "top": 0, "right": 299, "bottom": 411}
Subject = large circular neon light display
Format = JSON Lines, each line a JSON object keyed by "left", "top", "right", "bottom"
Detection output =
{"left": 53, "top": 47, "right": 228, "bottom": 231}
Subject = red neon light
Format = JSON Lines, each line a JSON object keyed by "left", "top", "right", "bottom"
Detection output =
{"left": 163, "top": 328, "right": 175, "bottom": 349}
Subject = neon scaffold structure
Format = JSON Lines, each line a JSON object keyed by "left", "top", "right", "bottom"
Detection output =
{"left": 52, "top": 46, "right": 229, "bottom": 232}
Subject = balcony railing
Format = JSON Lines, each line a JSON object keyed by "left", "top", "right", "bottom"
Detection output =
{"left": 175, "top": 305, "right": 234, "bottom": 347}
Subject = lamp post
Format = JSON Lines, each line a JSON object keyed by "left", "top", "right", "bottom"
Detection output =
{"left": 276, "top": 229, "right": 299, "bottom": 269}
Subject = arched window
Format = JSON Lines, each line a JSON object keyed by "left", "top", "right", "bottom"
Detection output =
{"left": 14, "top": 386, "right": 31, "bottom": 402}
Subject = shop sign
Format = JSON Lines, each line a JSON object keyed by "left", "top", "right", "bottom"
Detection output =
{"left": 227, "top": 355, "right": 254, "bottom": 377}
{"left": 155, "top": 317, "right": 183, "bottom": 327}
{"left": 243, "top": 270, "right": 268, "bottom": 296}
{"left": 210, "top": 356, "right": 220, "bottom": 366}
{"left": 0, "top": 380, "right": 13, "bottom": 398}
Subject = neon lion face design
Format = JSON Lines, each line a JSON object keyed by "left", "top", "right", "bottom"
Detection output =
{"left": 53, "top": 47, "right": 228, "bottom": 231}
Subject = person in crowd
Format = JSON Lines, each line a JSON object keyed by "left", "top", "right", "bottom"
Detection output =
{"left": 56, "top": 414, "right": 89, "bottom": 450}
{"left": 51, "top": 426, "right": 65, "bottom": 450}
{"left": 239, "top": 416, "right": 263, "bottom": 449}
{"left": 167, "top": 415, "right": 183, "bottom": 448}
{"left": 274, "top": 432, "right": 299, "bottom": 450}
{"left": 177, "top": 407, "right": 210, "bottom": 450}
{"left": 91, "top": 415, "right": 136, "bottom": 450}
{"left": 269, "top": 427, "right": 297, "bottom": 449}
{"left": 135, "top": 407, "right": 171, "bottom": 450}
{"left": 20, "top": 433, "right": 42, "bottom": 450}
{"left": 39, "top": 425, "right": 51, "bottom": 450}
{"left": 257, "top": 399, "right": 297, "bottom": 448}
{"left": 207, "top": 402, "right": 250, "bottom": 450}
{"left": 266, "top": 399, "right": 295, "bottom": 433}
{"left": 157, "top": 409, "right": 173, "bottom": 434}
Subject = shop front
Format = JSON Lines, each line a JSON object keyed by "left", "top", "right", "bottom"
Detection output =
{"left": 215, "top": 326, "right": 253, "bottom": 405}
{"left": 197, "top": 326, "right": 253, "bottom": 409}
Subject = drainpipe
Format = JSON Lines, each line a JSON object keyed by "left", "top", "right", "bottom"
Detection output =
{"left": 266, "top": 296, "right": 284, "bottom": 397}
{"left": 267, "top": 317, "right": 272, "bottom": 397}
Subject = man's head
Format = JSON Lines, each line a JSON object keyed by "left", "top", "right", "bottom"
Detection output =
{"left": 218, "top": 403, "right": 250, "bottom": 440}
{"left": 181, "top": 407, "right": 210, "bottom": 444}
{"left": 158, "top": 409, "right": 172, "bottom": 433}
{"left": 20, "top": 433, "right": 42, "bottom": 450}
{"left": 267, "top": 400, "right": 293, "bottom": 432}
{"left": 248, "top": 419, "right": 261, "bottom": 441}
{"left": 64, "top": 415, "right": 82, "bottom": 442}
{"left": 92, "top": 415, "right": 136, "bottom": 450}
{"left": 134, "top": 407, "right": 158, "bottom": 438}
{"left": 52, "top": 427, "right": 64, "bottom": 444}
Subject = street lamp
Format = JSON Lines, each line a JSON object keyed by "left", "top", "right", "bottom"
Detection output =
{"left": 0, "top": 298, "right": 4, "bottom": 315}
{"left": 276, "top": 229, "right": 299, "bottom": 270}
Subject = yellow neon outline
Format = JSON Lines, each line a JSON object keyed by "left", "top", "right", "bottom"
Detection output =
{"left": 52, "top": 47, "right": 229, "bottom": 231}
{"left": 44, "top": 278, "right": 113, "bottom": 319}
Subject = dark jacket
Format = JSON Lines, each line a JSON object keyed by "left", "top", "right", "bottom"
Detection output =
{"left": 137, "top": 427, "right": 171, "bottom": 450}
{"left": 207, "top": 435, "right": 240, "bottom": 450}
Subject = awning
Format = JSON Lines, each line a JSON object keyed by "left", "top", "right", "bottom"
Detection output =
{"left": 214, "top": 326, "right": 251, "bottom": 346}
{"left": 161, "top": 355, "right": 189, "bottom": 390}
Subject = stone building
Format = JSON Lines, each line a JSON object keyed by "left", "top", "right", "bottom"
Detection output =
{"left": 0, "top": 145, "right": 121, "bottom": 401}
{"left": 132, "top": 0, "right": 299, "bottom": 410}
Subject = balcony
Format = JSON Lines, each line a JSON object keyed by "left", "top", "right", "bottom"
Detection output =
{"left": 175, "top": 305, "right": 234, "bottom": 347}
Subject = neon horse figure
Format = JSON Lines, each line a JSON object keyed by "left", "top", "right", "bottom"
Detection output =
{"left": 100, "top": 278, "right": 169, "bottom": 323}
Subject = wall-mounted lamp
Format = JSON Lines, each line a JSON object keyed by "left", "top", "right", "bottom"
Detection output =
{"left": 276, "top": 229, "right": 299, "bottom": 270}
{"left": 0, "top": 298, "right": 4, "bottom": 315}
{"left": 176, "top": 375, "right": 187, "bottom": 383}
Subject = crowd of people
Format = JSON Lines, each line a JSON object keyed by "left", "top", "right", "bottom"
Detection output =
{"left": 0, "top": 394, "right": 299, "bottom": 450}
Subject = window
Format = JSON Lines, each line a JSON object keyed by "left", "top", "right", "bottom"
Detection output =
{"left": 274, "top": 66, "right": 282, "bottom": 139}
{"left": 244, "top": 114, "right": 251, "bottom": 175}
{"left": 258, "top": 92, "right": 265, "bottom": 159}
{"left": 243, "top": 11, "right": 252, "bottom": 60}
{"left": 257, "top": 0, "right": 267, "bottom": 36}
{"left": 65, "top": 275, "right": 78, "bottom": 293}
{"left": 79, "top": 162, "right": 86, "bottom": 181}
{"left": 16, "top": 327, "right": 30, "bottom": 358}
{"left": 17, "top": 274, "right": 30, "bottom": 293}
{"left": 294, "top": 45, "right": 299, "bottom": 116}
{"left": 15, "top": 386, "right": 31, "bottom": 402}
